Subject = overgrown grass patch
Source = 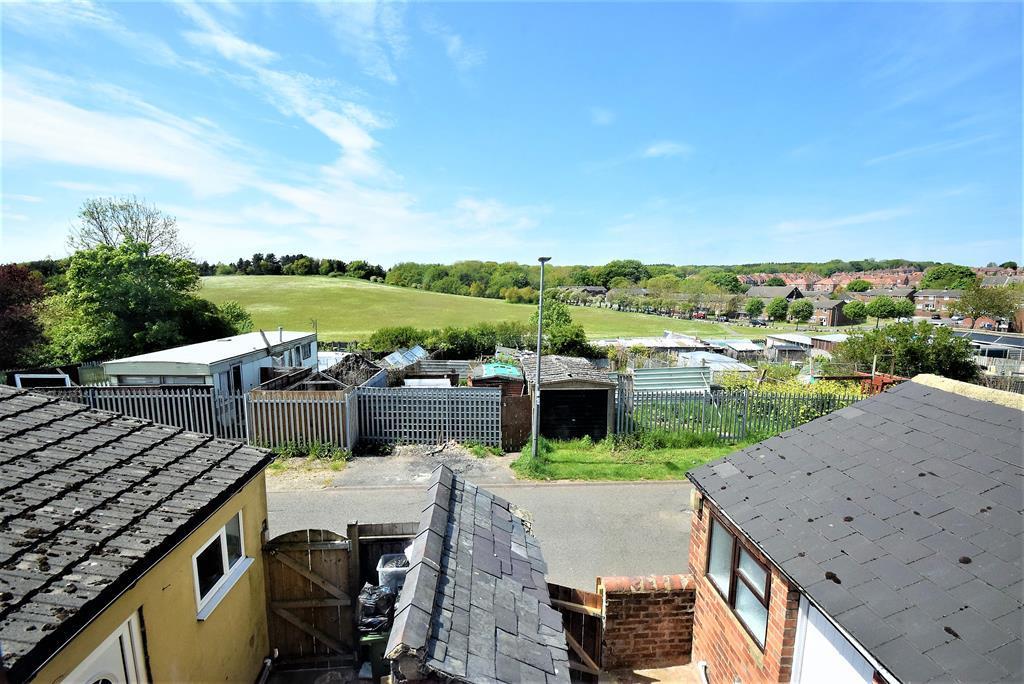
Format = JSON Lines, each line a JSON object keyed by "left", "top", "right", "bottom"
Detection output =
{"left": 512, "top": 431, "right": 751, "bottom": 481}
{"left": 266, "top": 441, "right": 351, "bottom": 472}
{"left": 463, "top": 441, "right": 504, "bottom": 458}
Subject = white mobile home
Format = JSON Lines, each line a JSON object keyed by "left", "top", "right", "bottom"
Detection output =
{"left": 102, "top": 330, "right": 317, "bottom": 393}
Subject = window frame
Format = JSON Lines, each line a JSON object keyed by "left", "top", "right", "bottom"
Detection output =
{"left": 191, "top": 511, "right": 246, "bottom": 616}
{"left": 705, "top": 510, "right": 772, "bottom": 648}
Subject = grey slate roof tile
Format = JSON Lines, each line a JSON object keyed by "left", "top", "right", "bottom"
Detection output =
{"left": 385, "top": 465, "right": 568, "bottom": 683}
{"left": 0, "top": 386, "right": 271, "bottom": 682}
{"left": 688, "top": 380, "right": 1024, "bottom": 684}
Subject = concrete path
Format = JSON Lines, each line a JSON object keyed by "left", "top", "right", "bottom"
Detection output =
{"left": 268, "top": 480, "right": 695, "bottom": 590}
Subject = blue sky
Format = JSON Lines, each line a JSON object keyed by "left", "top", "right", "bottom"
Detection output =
{"left": 2, "top": 1, "right": 1021, "bottom": 266}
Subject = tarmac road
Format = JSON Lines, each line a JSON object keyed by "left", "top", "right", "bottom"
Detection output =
{"left": 267, "top": 479, "right": 695, "bottom": 590}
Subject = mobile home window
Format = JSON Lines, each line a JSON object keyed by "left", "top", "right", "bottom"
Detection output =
{"left": 706, "top": 514, "right": 770, "bottom": 647}
{"left": 192, "top": 512, "right": 249, "bottom": 619}
{"left": 301, "top": 343, "right": 312, "bottom": 360}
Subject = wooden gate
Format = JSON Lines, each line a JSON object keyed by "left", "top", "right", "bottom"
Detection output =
{"left": 265, "top": 529, "right": 355, "bottom": 667}
{"left": 548, "top": 583, "right": 603, "bottom": 682}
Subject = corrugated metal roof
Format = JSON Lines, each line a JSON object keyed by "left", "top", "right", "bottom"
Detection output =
{"left": 706, "top": 339, "right": 764, "bottom": 352}
{"left": 810, "top": 334, "right": 850, "bottom": 343}
{"left": 471, "top": 362, "right": 523, "bottom": 380}
{"left": 679, "top": 352, "right": 755, "bottom": 374}
{"left": 632, "top": 366, "right": 712, "bottom": 392}
{"left": 767, "top": 333, "right": 813, "bottom": 346}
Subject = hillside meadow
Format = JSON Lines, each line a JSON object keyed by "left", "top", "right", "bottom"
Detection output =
{"left": 199, "top": 275, "right": 759, "bottom": 341}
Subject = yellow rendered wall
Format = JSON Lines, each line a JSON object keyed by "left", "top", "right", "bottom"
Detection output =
{"left": 33, "top": 473, "right": 270, "bottom": 683}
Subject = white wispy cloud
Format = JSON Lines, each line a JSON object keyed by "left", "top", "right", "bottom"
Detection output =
{"left": 179, "top": 0, "right": 277, "bottom": 65}
{"left": 864, "top": 134, "right": 995, "bottom": 166}
{"left": 775, "top": 208, "right": 912, "bottom": 235}
{"left": 2, "top": 0, "right": 206, "bottom": 72}
{"left": 316, "top": 1, "right": 407, "bottom": 83}
{"left": 3, "top": 194, "right": 42, "bottom": 203}
{"left": 642, "top": 141, "right": 692, "bottom": 159}
{"left": 2, "top": 75, "right": 255, "bottom": 196}
{"left": 423, "top": 18, "right": 486, "bottom": 73}
{"left": 3, "top": 6, "right": 540, "bottom": 263}
{"left": 590, "top": 107, "right": 615, "bottom": 126}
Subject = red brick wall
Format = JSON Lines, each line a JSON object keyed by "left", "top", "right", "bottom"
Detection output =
{"left": 598, "top": 575, "right": 696, "bottom": 669}
{"left": 688, "top": 495, "right": 801, "bottom": 684}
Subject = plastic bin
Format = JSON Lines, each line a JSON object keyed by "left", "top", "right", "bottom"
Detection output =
{"left": 376, "top": 553, "right": 410, "bottom": 592}
{"left": 359, "top": 632, "right": 390, "bottom": 681}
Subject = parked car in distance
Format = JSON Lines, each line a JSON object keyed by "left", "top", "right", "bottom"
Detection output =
{"left": 692, "top": 311, "right": 706, "bottom": 319}
{"left": 950, "top": 314, "right": 964, "bottom": 321}
{"left": 897, "top": 317, "right": 913, "bottom": 323}
{"left": 716, "top": 316, "right": 729, "bottom": 322}
{"left": 930, "top": 313, "right": 941, "bottom": 320}
{"left": 750, "top": 319, "right": 767, "bottom": 327}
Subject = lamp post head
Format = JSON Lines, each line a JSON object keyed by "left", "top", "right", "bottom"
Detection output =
{"left": 538, "top": 257, "right": 551, "bottom": 264}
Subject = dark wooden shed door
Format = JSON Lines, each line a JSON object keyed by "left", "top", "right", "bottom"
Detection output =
{"left": 539, "top": 390, "right": 608, "bottom": 441}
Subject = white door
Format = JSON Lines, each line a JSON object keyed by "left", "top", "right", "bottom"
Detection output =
{"left": 792, "top": 597, "right": 873, "bottom": 684}
{"left": 66, "top": 614, "right": 147, "bottom": 684}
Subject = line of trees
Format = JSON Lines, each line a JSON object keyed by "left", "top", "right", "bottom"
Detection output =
{"left": 199, "top": 254, "right": 385, "bottom": 280}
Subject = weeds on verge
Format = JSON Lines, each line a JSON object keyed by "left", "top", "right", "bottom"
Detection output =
{"left": 266, "top": 441, "right": 351, "bottom": 472}
{"left": 463, "top": 441, "right": 504, "bottom": 458}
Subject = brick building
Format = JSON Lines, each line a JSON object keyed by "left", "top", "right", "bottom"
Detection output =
{"left": 913, "top": 289, "right": 963, "bottom": 316}
{"left": 809, "top": 298, "right": 848, "bottom": 326}
{"left": 686, "top": 376, "right": 1022, "bottom": 684}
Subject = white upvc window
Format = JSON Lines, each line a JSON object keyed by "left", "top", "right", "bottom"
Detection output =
{"left": 191, "top": 511, "right": 252, "bottom": 620}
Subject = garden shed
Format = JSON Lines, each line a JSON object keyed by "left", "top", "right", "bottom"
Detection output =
{"left": 468, "top": 362, "right": 525, "bottom": 397}
{"left": 519, "top": 355, "right": 615, "bottom": 441}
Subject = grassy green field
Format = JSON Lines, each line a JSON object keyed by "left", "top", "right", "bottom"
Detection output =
{"left": 200, "top": 275, "right": 762, "bottom": 341}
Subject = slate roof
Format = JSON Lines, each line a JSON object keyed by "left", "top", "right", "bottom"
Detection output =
{"left": 0, "top": 386, "right": 272, "bottom": 681}
{"left": 809, "top": 298, "right": 846, "bottom": 309}
{"left": 915, "top": 289, "right": 964, "bottom": 298}
{"left": 519, "top": 355, "right": 614, "bottom": 388}
{"left": 386, "top": 466, "right": 570, "bottom": 684}
{"left": 745, "top": 285, "right": 801, "bottom": 299}
{"left": 688, "top": 378, "right": 1023, "bottom": 684}
{"left": 862, "top": 288, "right": 916, "bottom": 298}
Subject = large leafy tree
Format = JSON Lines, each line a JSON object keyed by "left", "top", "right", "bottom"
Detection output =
{"left": 765, "top": 297, "right": 789, "bottom": 321}
{"left": 45, "top": 242, "right": 250, "bottom": 362}
{"left": 843, "top": 300, "right": 867, "bottom": 323}
{"left": 866, "top": 295, "right": 897, "bottom": 326}
{"left": 68, "top": 196, "right": 192, "bottom": 259}
{"left": 0, "top": 265, "right": 47, "bottom": 368}
{"left": 764, "top": 276, "right": 786, "bottom": 286}
{"left": 833, "top": 322, "right": 976, "bottom": 380}
{"left": 745, "top": 297, "right": 765, "bottom": 318}
{"left": 892, "top": 298, "right": 917, "bottom": 319}
{"left": 845, "top": 279, "right": 872, "bottom": 292}
{"left": 919, "top": 264, "right": 977, "bottom": 290}
{"left": 788, "top": 299, "right": 814, "bottom": 324}
{"left": 951, "top": 283, "right": 1021, "bottom": 322}
{"left": 704, "top": 271, "right": 745, "bottom": 294}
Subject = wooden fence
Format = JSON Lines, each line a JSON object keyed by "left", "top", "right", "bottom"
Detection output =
{"left": 355, "top": 386, "right": 501, "bottom": 446}
{"left": 617, "top": 388, "right": 861, "bottom": 440}
{"left": 248, "top": 390, "right": 355, "bottom": 450}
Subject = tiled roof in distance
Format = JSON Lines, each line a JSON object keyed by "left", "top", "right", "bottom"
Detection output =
{"left": 386, "top": 465, "right": 570, "bottom": 683}
{"left": 0, "top": 386, "right": 272, "bottom": 681}
{"left": 688, "top": 379, "right": 1023, "bottom": 684}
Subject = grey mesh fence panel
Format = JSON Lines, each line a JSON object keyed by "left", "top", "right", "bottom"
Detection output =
{"left": 355, "top": 386, "right": 501, "bottom": 446}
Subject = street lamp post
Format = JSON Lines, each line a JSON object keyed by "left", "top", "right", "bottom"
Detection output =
{"left": 531, "top": 257, "right": 551, "bottom": 460}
